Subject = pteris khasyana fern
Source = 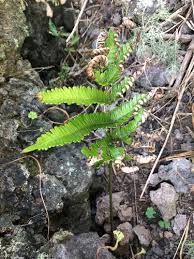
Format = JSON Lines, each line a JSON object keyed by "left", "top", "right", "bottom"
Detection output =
{"left": 22, "top": 26, "right": 153, "bottom": 167}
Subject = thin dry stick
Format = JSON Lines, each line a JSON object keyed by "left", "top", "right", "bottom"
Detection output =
{"left": 140, "top": 70, "right": 194, "bottom": 199}
{"left": 173, "top": 38, "right": 194, "bottom": 89}
{"left": 163, "top": 33, "right": 194, "bottom": 43}
{"left": 66, "top": 0, "right": 89, "bottom": 44}
{"left": 161, "top": 4, "right": 189, "bottom": 27}
{"left": 173, "top": 216, "right": 191, "bottom": 259}
{"left": 0, "top": 155, "right": 50, "bottom": 240}
{"left": 179, "top": 217, "right": 191, "bottom": 259}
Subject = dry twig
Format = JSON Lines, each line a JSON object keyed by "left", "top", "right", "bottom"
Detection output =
{"left": 173, "top": 216, "right": 191, "bottom": 259}
{"left": 66, "top": 0, "right": 89, "bottom": 44}
{"left": 163, "top": 33, "right": 194, "bottom": 43}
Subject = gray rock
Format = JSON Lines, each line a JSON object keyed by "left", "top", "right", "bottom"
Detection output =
{"left": 41, "top": 145, "right": 94, "bottom": 233}
{"left": 149, "top": 173, "right": 160, "bottom": 186}
{"left": 0, "top": 214, "right": 14, "bottom": 233}
{"left": 117, "top": 222, "right": 134, "bottom": 245}
{"left": 0, "top": 163, "right": 31, "bottom": 217}
{"left": 0, "top": 99, "right": 19, "bottom": 118}
{"left": 48, "top": 232, "right": 116, "bottom": 259}
{"left": 43, "top": 145, "right": 93, "bottom": 199}
{"left": 150, "top": 183, "right": 178, "bottom": 220}
{"left": 118, "top": 204, "right": 133, "bottom": 222}
{"left": 0, "top": 1, "right": 28, "bottom": 77}
{"left": 0, "top": 227, "right": 40, "bottom": 259}
{"left": 133, "top": 225, "right": 152, "bottom": 247}
{"left": 34, "top": 174, "right": 67, "bottom": 212}
{"left": 174, "top": 129, "right": 183, "bottom": 141}
{"left": 0, "top": 118, "right": 19, "bottom": 141}
{"left": 136, "top": 0, "right": 160, "bottom": 12}
{"left": 137, "top": 64, "right": 169, "bottom": 89}
{"left": 158, "top": 159, "right": 194, "bottom": 193}
{"left": 95, "top": 192, "right": 125, "bottom": 225}
{"left": 112, "top": 13, "right": 122, "bottom": 26}
{"left": 173, "top": 214, "right": 187, "bottom": 236}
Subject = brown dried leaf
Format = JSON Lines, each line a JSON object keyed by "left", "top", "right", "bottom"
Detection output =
{"left": 121, "top": 166, "right": 139, "bottom": 174}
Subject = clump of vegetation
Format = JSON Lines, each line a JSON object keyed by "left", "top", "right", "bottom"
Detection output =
{"left": 22, "top": 29, "right": 150, "bottom": 156}
{"left": 136, "top": 3, "right": 181, "bottom": 77}
{"left": 145, "top": 207, "right": 171, "bottom": 230}
{"left": 22, "top": 27, "right": 152, "bottom": 243}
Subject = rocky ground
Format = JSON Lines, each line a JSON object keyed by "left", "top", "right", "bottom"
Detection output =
{"left": 0, "top": 0, "right": 194, "bottom": 258}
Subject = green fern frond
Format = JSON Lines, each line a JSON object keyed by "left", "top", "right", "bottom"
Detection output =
{"left": 112, "top": 108, "right": 145, "bottom": 140}
{"left": 111, "top": 94, "right": 148, "bottom": 124}
{"left": 94, "top": 65, "right": 121, "bottom": 86}
{"left": 104, "top": 30, "right": 118, "bottom": 49}
{"left": 118, "top": 42, "right": 132, "bottom": 62}
{"left": 107, "top": 47, "right": 119, "bottom": 64}
{"left": 38, "top": 86, "right": 112, "bottom": 105}
{"left": 82, "top": 136, "right": 125, "bottom": 162}
{"left": 111, "top": 76, "right": 134, "bottom": 98}
{"left": 81, "top": 135, "right": 111, "bottom": 157}
{"left": 22, "top": 94, "right": 148, "bottom": 153}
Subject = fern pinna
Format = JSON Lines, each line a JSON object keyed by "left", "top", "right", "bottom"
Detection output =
{"left": 23, "top": 27, "right": 151, "bottom": 165}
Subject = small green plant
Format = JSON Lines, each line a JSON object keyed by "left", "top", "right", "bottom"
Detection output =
{"left": 28, "top": 111, "right": 38, "bottom": 120}
{"left": 49, "top": 19, "right": 69, "bottom": 38}
{"left": 145, "top": 207, "right": 157, "bottom": 219}
{"left": 158, "top": 220, "right": 171, "bottom": 229}
{"left": 22, "top": 28, "right": 151, "bottom": 241}
{"left": 48, "top": 19, "right": 80, "bottom": 48}
{"left": 58, "top": 64, "right": 70, "bottom": 81}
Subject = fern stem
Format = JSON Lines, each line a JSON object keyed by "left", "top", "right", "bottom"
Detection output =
{"left": 107, "top": 160, "right": 114, "bottom": 244}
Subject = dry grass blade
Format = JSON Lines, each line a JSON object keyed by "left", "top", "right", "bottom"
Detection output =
{"left": 66, "top": 0, "right": 89, "bottom": 44}
{"left": 173, "top": 216, "right": 191, "bottom": 259}
{"left": 173, "top": 39, "right": 194, "bottom": 89}
{"left": 161, "top": 150, "right": 194, "bottom": 161}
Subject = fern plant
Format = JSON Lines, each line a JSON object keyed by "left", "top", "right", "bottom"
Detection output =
{"left": 22, "top": 28, "right": 151, "bottom": 243}
{"left": 23, "top": 29, "right": 150, "bottom": 157}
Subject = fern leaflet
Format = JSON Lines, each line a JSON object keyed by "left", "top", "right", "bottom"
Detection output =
{"left": 38, "top": 86, "right": 112, "bottom": 105}
{"left": 22, "top": 94, "right": 148, "bottom": 153}
{"left": 111, "top": 76, "right": 134, "bottom": 98}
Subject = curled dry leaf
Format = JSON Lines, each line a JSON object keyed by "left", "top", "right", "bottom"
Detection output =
{"left": 121, "top": 166, "right": 139, "bottom": 174}
{"left": 134, "top": 154, "right": 157, "bottom": 164}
